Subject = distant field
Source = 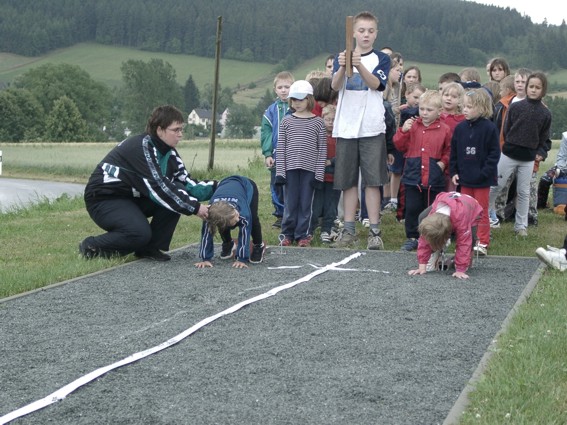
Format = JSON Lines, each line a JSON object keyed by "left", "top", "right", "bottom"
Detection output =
{"left": 1, "top": 43, "right": 566, "bottom": 108}
{"left": 0, "top": 140, "right": 261, "bottom": 181}
{"left": 0, "top": 43, "right": 275, "bottom": 95}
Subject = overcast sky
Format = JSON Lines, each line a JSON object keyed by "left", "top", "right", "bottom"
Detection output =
{"left": 469, "top": 0, "right": 565, "bottom": 26}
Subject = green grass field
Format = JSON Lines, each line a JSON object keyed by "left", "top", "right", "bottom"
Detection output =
{"left": 1, "top": 141, "right": 567, "bottom": 423}
{"left": 2, "top": 43, "right": 567, "bottom": 109}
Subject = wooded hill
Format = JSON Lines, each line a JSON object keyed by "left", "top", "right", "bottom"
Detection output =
{"left": 1, "top": 0, "right": 566, "bottom": 71}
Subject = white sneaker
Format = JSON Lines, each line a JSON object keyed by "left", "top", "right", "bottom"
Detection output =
{"left": 382, "top": 201, "right": 398, "bottom": 213}
{"left": 320, "top": 231, "right": 331, "bottom": 243}
{"left": 536, "top": 247, "right": 567, "bottom": 271}
{"left": 473, "top": 243, "right": 488, "bottom": 256}
{"left": 361, "top": 218, "right": 370, "bottom": 228}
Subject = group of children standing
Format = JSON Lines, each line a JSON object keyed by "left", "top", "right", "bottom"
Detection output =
{"left": 196, "top": 10, "right": 555, "bottom": 278}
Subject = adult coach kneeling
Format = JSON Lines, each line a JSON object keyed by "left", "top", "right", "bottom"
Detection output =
{"left": 80, "top": 105, "right": 216, "bottom": 261}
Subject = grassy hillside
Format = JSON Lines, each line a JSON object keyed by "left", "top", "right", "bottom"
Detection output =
{"left": 1, "top": 43, "right": 567, "bottom": 109}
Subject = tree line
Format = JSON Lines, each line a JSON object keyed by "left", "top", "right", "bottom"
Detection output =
{"left": 1, "top": 59, "right": 566, "bottom": 143}
{"left": 0, "top": 60, "right": 263, "bottom": 142}
{"left": 1, "top": 0, "right": 566, "bottom": 71}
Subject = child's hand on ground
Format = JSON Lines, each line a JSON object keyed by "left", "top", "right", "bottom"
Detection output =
{"left": 195, "top": 261, "right": 213, "bottom": 268}
{"left": 232, "top": 261, "right": 248, "bottom": 269}
{"left": 408, "top": 268, "right": 426, "bottom": 276}
{"left": 452, "top": 271, "right": 469, "bottom": 279}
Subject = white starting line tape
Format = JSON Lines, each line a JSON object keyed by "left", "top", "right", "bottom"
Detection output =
{"left": 0, "top": 252, "right": 363, "bottom": 424}
{"left": 269, "top": 264, "right": 390, "bottom": 274}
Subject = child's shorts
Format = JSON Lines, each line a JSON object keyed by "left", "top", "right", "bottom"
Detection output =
{"left": 388, "top": 148, "right": 404, "bottom": 174}
{"left": 334, "top": 135, "right": 389, "bottom": 190}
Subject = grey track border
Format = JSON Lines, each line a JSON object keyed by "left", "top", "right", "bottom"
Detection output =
{"left": 443, "top": 262, "right": 546, "bottom": 424}
{"left": 1, "top": 247, "right": 545, "bottom": 424}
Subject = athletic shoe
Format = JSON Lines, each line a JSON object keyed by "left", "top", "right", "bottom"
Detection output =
{"left": 361, "top": 218, "right": 370, "bottom": 228}
{"left": 320, "top": 232, "right": 331, "bottom": 243}
{"left": 135, "top": 249, "right": 171, "bottom": 261}
{"left": 298, "top": 236, "right": 313, "bottom": 247}
{"left": 272, "top": 217, "right": 283, "bottom": 228}
{"left": 426, "top": 251, "right": 441, "bottom": 272}
{"left": 382, "top": 201, "right": 398, "bottom": 213}
{"left": 329, "top": 228, "right": 340, "bottom": 241}
{"left": 536, "top": 246, "right": 567, "bottom": 271}
{"left": 330, "top": 230, "right": 358, "bottom": 248}
{"left": 473, "top": 243, "right": 488, "bottom": 256}
{"left": 515, "top": 228, "right": 528, "bottom": 238}
{"left": 79, "top": 237, "right": 98, "bottom": 259}
{"left": 489, "top": 217, "right": 500, "bottom": 228}
{"left": 367, "top": 229, "right": 384, "bottom": 250}
{"left": 280, "top": 237, "right": 293, "bottom": 247}
{"left": 400, "top": 238, "right": 418, "bottom": 252}
{"left": 488, "top": 208, "right": 500, "bottom": 228}
{"left": 334, "top": 218, "right": 344, "bottom": 229}
{"left": 250, "top": 242, "right": 266, "bottom": 263}
{"left": 220, "top": 240, "right": 235, "bottom": 259}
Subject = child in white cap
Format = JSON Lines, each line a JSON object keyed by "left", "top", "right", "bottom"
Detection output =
{"left": 275, "top": 80, "right": 327, "bottom": 247}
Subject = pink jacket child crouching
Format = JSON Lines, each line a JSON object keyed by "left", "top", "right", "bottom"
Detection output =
{"left": 415, "top": 192, "right": 483, "bottom": 278}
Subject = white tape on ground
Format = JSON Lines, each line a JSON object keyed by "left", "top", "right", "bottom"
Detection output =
{"left": 0, "top": 252, "right": 363, "bottom": 424}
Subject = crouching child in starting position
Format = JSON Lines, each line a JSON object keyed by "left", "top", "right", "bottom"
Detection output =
{"left": 408, "top": 191, "right": 483, "bottom": 279}
{"left": 195, "top": 175, "right": 265, "bottom": 269}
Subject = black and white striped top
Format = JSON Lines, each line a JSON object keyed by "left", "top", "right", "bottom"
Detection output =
{"left": 275, "top": 115, "right": 327, "bottom": 181}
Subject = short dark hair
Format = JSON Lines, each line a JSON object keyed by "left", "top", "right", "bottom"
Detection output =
{"left": 438, "top": 72, "right": 461, "bottom": 84}
{"left": 146, "top": 105, "right": 184, "bottom": 137}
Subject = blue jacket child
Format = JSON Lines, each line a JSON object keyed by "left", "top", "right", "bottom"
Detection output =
{"left": 197, "top": 176, "right": 265, "bottom": 268}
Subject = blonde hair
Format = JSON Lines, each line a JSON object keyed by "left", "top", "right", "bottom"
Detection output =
{"left": 459, "top": 67, "right": 481, "bottom": 83}
{"left": 353, "top": 11, "right": 378, "bottom": 26}
{"left": 305, "top": 70, "right": 326, "bottom": 81}
{"left": 482, "top": 81, "right": 501, "bottom": 104}
{"left": 322, "top": 104, "right": 336, "bottom": 117}
{"left": 406, "top": 82, "right": 426, "bottom": 96}
{"left": 273, "top": 71, "right": 294, "bottom": 87}
{"left": 207, "top": 201, "right": 237, "bottom": 235}
{"left": 499, "top": 75, "right": 515, "bottom": 93}
{"left": 419, "top": 213, "right": 452, "bottom": 251}
{"left": 441, "top": 82, "right": 465, "bottom": 113}
{"left": 419, "top": 90, "right": 443, "bottom": 110}
{"left": 464, "top": 89, "right": 493, "bottom": 119}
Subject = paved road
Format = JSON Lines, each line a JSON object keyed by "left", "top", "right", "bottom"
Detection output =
{"left": 0, "top": 177, "right": 84, "bottom": 212}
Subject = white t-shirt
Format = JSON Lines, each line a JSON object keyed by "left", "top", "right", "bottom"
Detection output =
{"left": 332, "top": 49, "right": 390, "bottom": 139}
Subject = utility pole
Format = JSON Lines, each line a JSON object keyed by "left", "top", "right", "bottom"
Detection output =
{"left": 208, "top": 16, "right": 222, "bottom": 171}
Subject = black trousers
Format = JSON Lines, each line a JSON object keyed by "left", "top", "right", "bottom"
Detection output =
{"left": 86, "top": 197, "right": 180, "bottom": 257}
{"left": 404, "top": 185, "right": 442, "bottom": 239}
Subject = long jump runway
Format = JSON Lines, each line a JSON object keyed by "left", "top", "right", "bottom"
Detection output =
{"left": 0, "top": 246, "right": 541, "bottom": 424}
